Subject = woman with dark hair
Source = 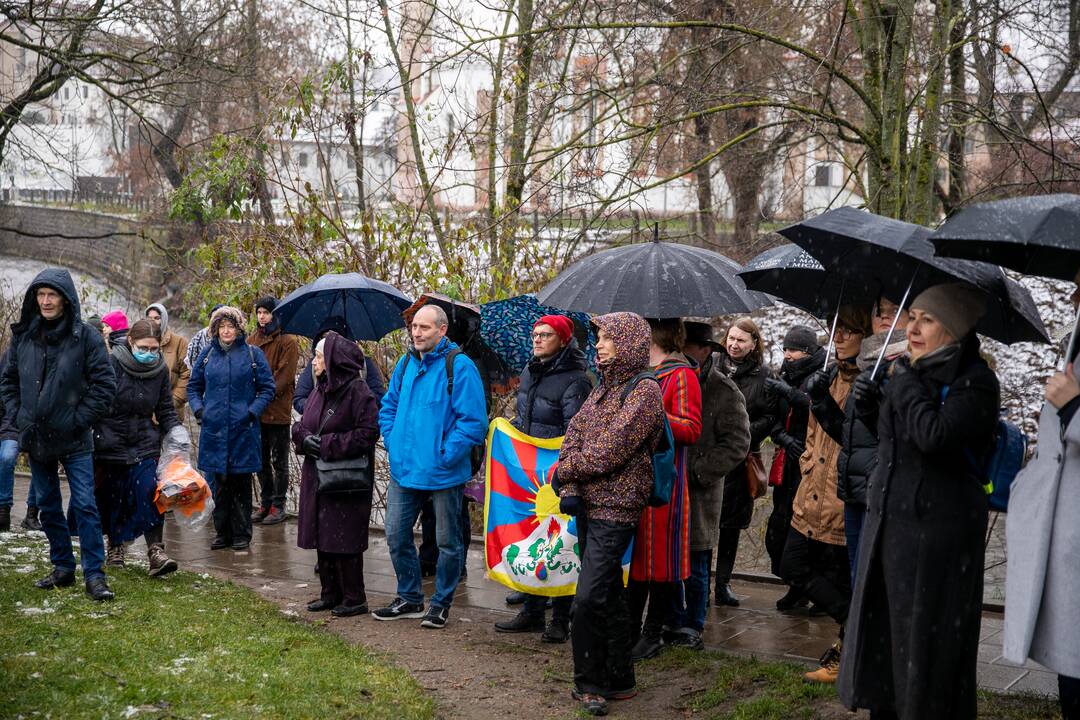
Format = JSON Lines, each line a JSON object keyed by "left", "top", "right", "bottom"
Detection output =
{"left": 839, "top": 284, "right": 998, "bottom": 720}
{"left": 627, "top": 318, "right": 702, "bottom": 660}
{"left": 715, "top": 317, "right": 777, "bottom": 606}
{"left": 93, "top": 318, "right": 182, "bottom": 575}
{"left": 293, "top": 331, "right": 380, "bottom": 617}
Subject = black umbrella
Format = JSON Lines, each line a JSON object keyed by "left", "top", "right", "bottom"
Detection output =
{"left": 275, "top": 272, "right": 413, "bottom": 341}
{"left": 536, "top": 237, "right": 771, "bottom": 317}
{"left": 929, "top": 194, "right": 1080, "bottom": 282}
{"left": 737, "top": 243, "right": 880, "bottom": 316}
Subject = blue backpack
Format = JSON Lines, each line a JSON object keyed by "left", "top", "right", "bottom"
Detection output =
{"left": 941, "top": 385, "right": 1027, "bottom": 512}
{"left": 620, "top": 371, "right": 677, "bottom": 508}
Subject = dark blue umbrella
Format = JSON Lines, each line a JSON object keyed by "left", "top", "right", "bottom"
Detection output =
{"left": 480, "top": 294, "right": 597, "bottom": 375}
{"left": 738, "top": 243, "right": 879, "bottom": 316}
{"left": 275, "top": 273, "right": 413, "bottom": 341}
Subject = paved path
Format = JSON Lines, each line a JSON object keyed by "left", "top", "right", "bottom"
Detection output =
{"left": 9, "top": 474, "right": 1057, "bottom": 697}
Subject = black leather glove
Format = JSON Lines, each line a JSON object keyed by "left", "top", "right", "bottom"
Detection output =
{"left": 852, "top": 374, "right": 883, "bottom": 417}
{"left": 193, "top": 407, "right": 203, "bottom": 423}
{"left": 774, "top": 431, "right": 805, "bottom": 457}
{"left": 764, "top": 377, "right": 793, "bottom": 400}
{"left": 302, "top": 434, "right": 322, "bottom": 457}
{"left": 805, "top": 369, "right": 832, "bottom": 403}
{"left": 549, "top": 468, "right": 561, "bottom": 494}
{"left": 559, "top": 495, "right": 583, "bottom": 517}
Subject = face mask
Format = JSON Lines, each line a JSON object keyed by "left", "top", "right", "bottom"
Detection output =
{"left": 133, "top": 349, "right": 159, "bottom": 364}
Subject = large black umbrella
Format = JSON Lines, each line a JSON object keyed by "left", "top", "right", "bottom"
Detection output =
{"left": 738, "top": 243, "right": 880, "bottom": 316}
{"left": 275, "top": 272, "right": 413, "bottom": 341}
{"left": 536, "top": 238, "right": 771, "bottom": 317}
{"left": 929, "top": 194, "right": 1080, "bottom": 282}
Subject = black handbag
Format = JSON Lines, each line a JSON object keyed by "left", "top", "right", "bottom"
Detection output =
{"left": 310, "top": 380, "right": 373, "bottom": 495}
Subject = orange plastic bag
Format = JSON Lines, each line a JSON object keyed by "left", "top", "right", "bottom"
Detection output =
{"left": 154, "top": 457, "right": 214, "bottom": 529}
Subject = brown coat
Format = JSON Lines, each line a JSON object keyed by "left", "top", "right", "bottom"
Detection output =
{"left": 557, "top": 312, "right": 664, "bottom": 525}
{"left": 250, "top": 327, "right": 301, "bottom": 425}
{"left": 159, "top": 329, "right": 190, "bottom": 412}
{"left": 792, "top": 364, "right": 856, "bottom": 546}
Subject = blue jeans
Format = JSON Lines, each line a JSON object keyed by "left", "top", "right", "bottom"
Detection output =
{"left": 667, "top": 549, "right": 712, "bottom": 634}
{"left": 384, "top": 478, "right": 463, "bottom": 609}
{"left": 1, "top": 438, "right": 37, "bottom": 508}
{"left": 844, "top": 503, "right": 866, "bottom": 589}
{"left": 30, "top": 452, "right": 106, "bottom": 580}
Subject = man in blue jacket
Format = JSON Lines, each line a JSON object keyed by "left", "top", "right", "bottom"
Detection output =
{"left": 374, "top": 304, "right": 487, "bottom": 629}
{"left": 0, "top": 269, "right": 117, "bottom": 600}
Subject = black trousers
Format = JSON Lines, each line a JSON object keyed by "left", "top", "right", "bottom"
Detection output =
{"left": 317, "top": 550, "right": 366, "bottom": 607}
{"left": 522, "top": 593, "right": 573, "bottom": 621}
{"left": 714, "top": 526, "right": 742, "bottom": 588}
{"left": 779, "top": 527, "right": 851, "bottom": 625}
{"left": 765, "top": 475, "right": 800, "bottom": 576}
{"left": 571, "top": 519, "right": 636, "bottom": 696}
{"left": 212, "top": 473, "right": 253, "bottom": 544}
{"left": 1062, "top": 674, "right": 1080, "bottom": 720}
{"left": 627, "top": 580, "right": 678, "bottom": 639}
{"left": 257, "top": 424, "right": 291, "bottom": 511}
{"left": 419, "top": 495, "right": 472, "bottom": 573}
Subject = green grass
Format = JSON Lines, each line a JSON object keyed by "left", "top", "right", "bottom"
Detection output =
{"left": 0, "top": 532, "right": 434, "bottom": 720}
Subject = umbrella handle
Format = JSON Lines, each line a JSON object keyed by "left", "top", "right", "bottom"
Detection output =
{"left": 870, "top": 274, "right": 916, "bottom": 381}
{"left": 822, "top": 280, "right": 846, "bottom": 373}
{"left": 1064, "top": 309, "right": 1080, "bottom": 372}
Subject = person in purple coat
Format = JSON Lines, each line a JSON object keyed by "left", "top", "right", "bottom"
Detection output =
{"left": 292, "top": 331, "right": 380, "bottom": 618}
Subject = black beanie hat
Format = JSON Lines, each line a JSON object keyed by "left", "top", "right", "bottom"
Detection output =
{"left": 782, "top": 325, "right": 820, "bottom": 354}
{"left": 255, "top": 296, "right": 278, "bottom": 313}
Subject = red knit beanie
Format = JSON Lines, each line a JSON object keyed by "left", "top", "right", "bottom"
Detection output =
{"left": 535, "top": 315, "right": 573, "bottom": 345}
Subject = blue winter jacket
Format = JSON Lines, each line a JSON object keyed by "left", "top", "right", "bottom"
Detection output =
{"left": 379, "top": 337, "right": 488, "bottom": 490}
{"left": 187, "top": 336, "right": 276, "bottom": 474}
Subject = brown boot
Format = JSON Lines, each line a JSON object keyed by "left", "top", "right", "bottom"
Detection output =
{"left": 803, "top": 640, "right": 841, "bottom": 683}
{"left": 147, "top": 543, "right": 178, "bottom": 577}
{"left": 106, "top": 542, "right": 126, "bottom": 568}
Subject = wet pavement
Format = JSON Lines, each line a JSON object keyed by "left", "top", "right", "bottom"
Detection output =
{"left": 9, "top": 474, "right": 1058, "bottom": 698}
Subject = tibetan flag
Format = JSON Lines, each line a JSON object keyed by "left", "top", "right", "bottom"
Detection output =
{"left": 483, "top": 417, "right": 631, "bottom": 596}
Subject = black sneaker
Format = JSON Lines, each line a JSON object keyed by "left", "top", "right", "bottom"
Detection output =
{"left": 541, "top": 618, "right": 570, "bottom": 643}
{"left": 494, "top": 611, "right": 545, "bottom": 633}
{"left": 372, "top": 597, "right": 425, "bottom": 621}
{"left": 420, "top": 605, "right": 449, "bottom": 629}
{"left": 776, "top": 586, "right": 809, "bottom": 611}
{"left": 665, "top": 630, "right": 705, "bottom": 651}
{"left": 631, "top": 631, "right": 664, "bottom": 660}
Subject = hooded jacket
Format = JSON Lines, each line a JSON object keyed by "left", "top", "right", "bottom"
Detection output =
{"left": 0, "top": 349, "right": 17, "bottom": 442}
{"left": 93, "top": 343, "right": 181, "bottom": 464}
{"left": 556, "top": 313, "right": 665, "bottom": 524}
{"left": 295, "top": 354, "right": 385, "bottom": 413}
{"left": 379, "top": 336, "right": 488, "bottom": 490}
{"left": 145, "top": 303, "right": 190, "bottom": 410}
{"left": 249, "top": 323, "right": 301, "bottom": 425}
{"left": 512, "top": 339, "right": 592, "bottom": 439}
{"left": 186, "top": 321, "right": 276, "bottom": 474}
{"left": 0, "top": 268, "right": 116, "bottom": 461}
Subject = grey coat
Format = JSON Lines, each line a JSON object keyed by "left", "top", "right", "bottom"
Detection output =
{"left": 688, "top": 353, "right": 751, "bottom": 552}
{"left": 1003, "top": 369, "right": 1080, "bottom": 678}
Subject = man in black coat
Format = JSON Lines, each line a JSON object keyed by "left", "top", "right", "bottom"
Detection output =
{"left": 494, "top": 314, "right": 591, "bottom": 643}
{"left": 0, "top": 269, "right": 117, "bottom": 600}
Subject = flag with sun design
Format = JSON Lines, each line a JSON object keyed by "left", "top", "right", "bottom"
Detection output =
{"left": 483, "top": 417, "right": 631, "bottom": 596}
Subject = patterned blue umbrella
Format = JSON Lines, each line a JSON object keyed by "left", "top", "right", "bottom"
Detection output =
{"left": 480, "top": 294, "right": 596, "bottom": 375}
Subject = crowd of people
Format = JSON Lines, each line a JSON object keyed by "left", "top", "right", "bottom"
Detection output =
{"left": 1, "top": 266, "right": 1077, "bottom": 720}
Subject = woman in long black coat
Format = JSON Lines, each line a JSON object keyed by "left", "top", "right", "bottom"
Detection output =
{"left": 839, "top": 284, "right": 998, "bottom": 720}
{"left": 293, "top": 331, "right": 380, "bottom": 618}
{"left": 715, "top": 317, "right": 778, "bottom": 606}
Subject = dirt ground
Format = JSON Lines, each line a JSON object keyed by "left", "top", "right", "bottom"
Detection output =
{"left": 228, "top": 575, "right": 859, "bottom": 720}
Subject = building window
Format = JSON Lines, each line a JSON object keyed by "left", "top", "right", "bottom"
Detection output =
{"left": 814, "top": 163, "right": 833, "bottom": 187}
{"left": 298, "top": 152, "right": 309, "bottom": 168}
{"left": 347, "top": 154, "right": 356, "bottom": 170}
{"left": 82, "top": 86, "right": 89, "bottom": 99}
{"left": 64, "top": 87, "right": 70, "bottom": 100}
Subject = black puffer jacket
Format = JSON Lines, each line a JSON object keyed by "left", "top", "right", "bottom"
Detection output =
{"left": 512, "top": 340, "right": 592, "bottom": 440}
{"left": 0, "top": 349, "right": 16, "bottom": 442}
{"left": 93, "top": 346, "right": 181, "bottom": 464}
{"left": 0, "top": 269, "right": 115, "bottom": 461}
{"left": 809, "top": 363, "right": 879, "bottom": 507}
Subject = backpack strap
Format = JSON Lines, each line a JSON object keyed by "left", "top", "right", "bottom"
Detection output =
{"left": 247, "top": 344, "right": 257, "bottom": 385}
{"left": 620, "top": 371, "right": 660, "bottom": 405}
{"left": 445, "top": 348, "right": 462, "bottom": 396}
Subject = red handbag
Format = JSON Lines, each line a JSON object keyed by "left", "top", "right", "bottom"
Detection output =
{"left": 768, "top": 408, "right": 794, "bottom": 487}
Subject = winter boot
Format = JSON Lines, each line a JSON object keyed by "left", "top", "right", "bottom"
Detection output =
{"left": 251, "top": 506, "right": 270, "bottom": 524}
{"left": 20, "top": 506, "right": 42, "bottom": 532}
{"left": 0, "top": 505, "right": 10, "bottom": 532}
{"left": 261, "top": 507, "right": 286, "bottom": 525}
{"left": 106, "top": 541, "right": 126, "bottom": 568}
{"left": 147, "top": 543, "right": 178, "bottom": 577}
{"left": 804, "top": 640, "right": 842, "bottom": 683}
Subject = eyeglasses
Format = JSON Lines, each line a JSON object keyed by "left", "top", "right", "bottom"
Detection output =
{"left": 531, "top": 331, "right": 557, "bottom": 341}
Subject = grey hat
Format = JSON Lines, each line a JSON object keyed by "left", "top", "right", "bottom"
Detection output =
{"left": 684, "top": 320, "right": 723, "bottom": 349}
{"left": 782, "top": 325, "right": 820, "bottom": 354}
{"left": 910, "top": 283, "right": 987, "bottom": 341}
